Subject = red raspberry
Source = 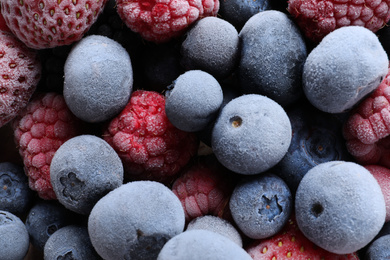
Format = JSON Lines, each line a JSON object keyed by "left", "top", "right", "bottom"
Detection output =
{"left": 116, "top": 0, "right": 219, "bottom": 43}
{"left": 288, "top": 0, "right": 390, "bottom": 42}
{"left": 12, "top": 92, "right": 82, "bottom": 200}
{"left": 171, "top": 155, "right": 236, "bottom": 223}
{"left": 343, "top": 67, "right": 390, "bottom": 167}
{"left": 0, "top": 31, "right": 41, "bottom": 128}
{"left": 0, "top": 0, "right": 107, "bottom": 49}
{"left": 103, "top": 90, "right": 199, "bottom": 183}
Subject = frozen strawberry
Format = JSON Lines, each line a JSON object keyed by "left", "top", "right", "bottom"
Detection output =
{"left": 116, "top": 0, "right": 219, "bottom": 43}
{"left": 246, "top": 215, "right": 360, "bottom": 259}
{"left": 103, "top": 90, "right": 199, "bottom": 183}
{"left": 288, "top": 0, "right": 390, "bottom": 42}
{"left": 12, "top": 92, "right": 82, "bottom": 200}
{"left": 0, "top": 0, "right": 107, "bottom": 49}
{"left": 0, "top": 31, "right": 41, "bottom": 128}
{"left": 343, "top": 67, "right": 390, "bottom": 167}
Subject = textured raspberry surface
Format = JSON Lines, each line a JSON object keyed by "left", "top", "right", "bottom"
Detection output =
{"left": 246, "top": 216, "right": 359, "bottom": 259}
{"left": 343, "top": 68, "right": 390, "bottom": 167}
{"left": 12, "top": 92, "right": 81, "bottom": 200}
{"left": 103, "top": 90, "right": 199, "bottom": 183}
{"left": 171, "top": 156, "right": 235, "bottom": 223}
{"left": 0, "top": 31, "right": 41, "bottom": 128}
{"left": 116, "top": 0, "right": 219, "bottom": 43}
{"left": 288, "top": 0, "right": 390, "bottom": 42}
{"left": 0, "top": 0, "right": 107, "bottom": 49}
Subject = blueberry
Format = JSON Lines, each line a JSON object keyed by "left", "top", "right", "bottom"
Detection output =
{"left": 64, "top": 35, "right": 133, "bottom": 123}
{"left": 25, "top": 200, "right": 77, "bottom": 251}
{"left": 165, "top": 70, "right": 223, "bottom": 132}
{"left": 238, "top": 10, "right": 307, "bottom": 107}
{"left": 273, "top": 103, "right": 352, "bottom": 194}
{"left": 0, "top": 162, "right": 33, "bottom": 216}
{"left": 229, "top": 173, "right": 292, "bottom": 239}
{"left": 50, "top": 135, "right": 124, "bottom": 215}
{"left": 157, "top": 229, "right": 252, "bottom": 260}
{"left": 295, "top": 161, "right": 386, "bottom": 254}
{"left": 303, "top": 26, "right": 388, "bottom": 113}
{"left": 365, "top": 234, "right": 390, "bottom": 260}
{"left": 181, "top": 17, "right": 240, "bottom": 79}
{"left": 211, "top": 94, "right": 291, "bottom": 174}
{"left": 186, "top": 215, "right": 243, "bottom": 247}
{"left": 88, "top": 181, "right": 185, "bottom": 260}
{"left": 0, "top": 210, "right": 29, "bottom": 260}
{"left": 44, "top": 225, "right": 100, "bottom": 260}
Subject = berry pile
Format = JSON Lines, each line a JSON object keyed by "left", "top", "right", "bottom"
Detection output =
{"left": 1, "top": 0, "right": 390, "bottom": 259}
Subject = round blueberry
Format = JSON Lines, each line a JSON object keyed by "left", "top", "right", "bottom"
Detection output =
{"left": 157, "top": 229, "right": 252, "bottom": 260}
{"left": 365, "top": 234, "right": 390, "bottom": 260}
{"left": 303, "top": 26, "right": 388, "bottom": 113}
{"left": 25, "top": 200, "right": 77, "bottom": 251}
{"left": 181, "top": 17, "right": 240, "bottom": 79}
{"left": 229, "top": 173, "right": 292, "bottom": 239}
{"left": 88, "top": 181, "right": 185, "bottom": 260}
{"left": 0, "top": 162, "right": 33, "bottom": 216}
{"left": 238, "top": 10, "right": 307, "bottom": 107}
{"left": 211, "top": 94, "right": 291, "bottom": 174}
{"left": 165, "top": 70, "right": 223, "bottom": 132}
{"left": 64, "top": 35, "right": 133, "bottom": 122}
{"left": 0, "top": 210, "right": 29, "bottom": 260}
{"left": 295, "top": 161, "right": 386, "bottom": 254}
{"left": 50, "top": 135, "right": 124, "bottom": 215}
{"left": 44, "top": 225, "right": 99, "bottom": 260}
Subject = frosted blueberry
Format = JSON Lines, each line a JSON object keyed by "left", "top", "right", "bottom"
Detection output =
{"left": 50, "top": 135, "right": 124, "bottom": 215}
{"left": 165, "top": 70, "right": 223, "bottom": 132}
{"left": 211, "top": 94, "right": 291, "bottom": 174}
{"left": 365, "top": 234, "right": 390, "bottom": 259}
{"left": 64, "top": 35, "right": 133, "bottom": 122}
{"left": 303, "top": 26, "right": 389, "bottom": 113}
{"left": 295, "top": 161, "right": 386, "bottom": 254}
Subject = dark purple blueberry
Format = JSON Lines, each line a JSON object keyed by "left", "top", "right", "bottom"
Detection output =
{"left": 377, "top": 25, "right": 390, "bottom": 58}
{"left": 0, "top": 162, "right": 33, "bottom": 216}
{"left": 365, "top": 234, "right": 390, "bottom": 260}
{"left": 229, "top": 173, "right": 292, "bottom": 239}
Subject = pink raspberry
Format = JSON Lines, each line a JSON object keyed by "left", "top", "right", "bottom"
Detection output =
{"left": 12, "top": 92, "right": 82, "bottom": 200}
{"left": 116, "top": 0, "right": 219, "bottom": 43}
{"left": 288, "top": 0, "right": 390, "bottom": 42}
{"left": 103, "top": 90, "right": 199, "bottom": 183}
{"left": 343, "top": 67, "right": 390, "bottom": 167}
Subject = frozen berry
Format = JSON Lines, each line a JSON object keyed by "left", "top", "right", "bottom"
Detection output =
{"left": 64, "top": 35, "right": 133, "bottom": 123}
{"left": 365, "top": 234, "right": 390, "bottom": 259}
{"left": 50, "top": 135, "right": 123, "bottom": 215}
{"left": 103, "top": 90, "right": 199, "bottom": 183}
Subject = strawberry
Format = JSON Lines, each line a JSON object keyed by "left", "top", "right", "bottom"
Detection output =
{"left": 246, "top": 216, "right": 360, "bottom": 260}
{"left": 0, "top": 0, "right": 107, "bottom": 49}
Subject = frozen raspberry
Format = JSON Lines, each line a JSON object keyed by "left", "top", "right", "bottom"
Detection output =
{"left": 103, "top": 90, "right": 199, "bottom": 183}
{"left": 288, "top": 0, "right": 390, "bottom": 42}
{"left": 343, "top": 67, "right": 390, "bottom": 167}
{"left": 116, "top": 0, "right": 219, "bottom": 43}
{"left": 0, "top": 0, "right": 107, "bottom": 49}
{"left": 12, "top": 92, "right": 82, "bottom": 200}
{"left": 171, "top": 155, "right": 236, "bottom": 223}
{"left": 0, "top": 31, "right": 41, "bottom": 128}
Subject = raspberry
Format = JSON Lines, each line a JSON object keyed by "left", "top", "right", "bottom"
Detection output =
{"left": 0, "top": 0, "right": 107, "bottom": 49}
{"left": 103, "top": 90, "right": 199, "bottom": 183}
{"left": 12, "top": 92, "right": 82, "bottom": 200}
{"left": 343, "top": 67, "right": 390, "bottom": 167}
{"left": 0, "top": 31, "right": 41, "bottom": 128}
{"left": 287, "top": 0, "right": 390, "bottom": 42}
{"left": 116, "top": 0, "right": 219, "bottom": 43}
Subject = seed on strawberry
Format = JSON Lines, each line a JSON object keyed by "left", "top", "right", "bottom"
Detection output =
{"left": 0, "top": 0, "right": 108, "bottom": 49}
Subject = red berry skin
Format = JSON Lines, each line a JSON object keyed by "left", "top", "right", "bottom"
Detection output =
{"left": 116, "top": 0, "right": 219, "bottom": 43}
{"left": 12, "top": 92, "right": 82, "bottom": 200}
{"left": 246, "top": 216, "right": 360, "bottom": 260}
{"left": 0, "top": 31, "right": 41, "bottom": 128}
{"left": 288, "top": 0, "right": 390, "bottom": 43}
{"left": 0, "top": 0, "right": 107, "bottom": 49}
{"left": 103, "top": 90, "right": 199, "bottom": 183}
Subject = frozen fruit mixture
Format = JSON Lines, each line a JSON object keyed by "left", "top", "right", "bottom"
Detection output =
{"left": 1, "top": 0, "right": 390, "bottom": 259}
